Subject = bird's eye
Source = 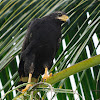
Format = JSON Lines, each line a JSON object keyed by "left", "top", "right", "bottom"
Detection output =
{"left": 58, "top": 13, "right": 62, "bottom": 16}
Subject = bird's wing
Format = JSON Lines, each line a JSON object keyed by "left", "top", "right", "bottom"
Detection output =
{"left": 21, "top": 40, "right": 41, "bottom": 58}
{"left": 19, "top": 19, "right": 39, "bottom": 77}
{"left": 56, "top": 37, "right": 61, "bottom": 52}
{"left": 21, "top": 23, "right": 31, "bottom": 51}
{"left": 21, "top": 18, "right": 39, "bottom": 51}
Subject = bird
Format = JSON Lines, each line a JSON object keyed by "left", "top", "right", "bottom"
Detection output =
{"left": 18, "top": 11, "right": 70, "bottom": 92}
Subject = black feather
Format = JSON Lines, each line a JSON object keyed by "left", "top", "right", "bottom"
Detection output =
{"left": 18, "top": 11, "right": 68, "bottom": 81}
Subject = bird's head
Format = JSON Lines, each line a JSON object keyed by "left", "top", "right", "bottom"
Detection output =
{"left": 49, "top": 11, "right": 70, "bottom": 24}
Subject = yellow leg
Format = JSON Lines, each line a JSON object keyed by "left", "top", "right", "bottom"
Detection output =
{"left": 22, "top": 73, "right": 33, "bottom": 92}
{"left": 42, "top": 67, "right": 52, "bottom": 81}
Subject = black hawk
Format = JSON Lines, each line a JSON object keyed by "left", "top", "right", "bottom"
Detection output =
{"left": 18, "top": 11, "right": 70, "bottom": 92}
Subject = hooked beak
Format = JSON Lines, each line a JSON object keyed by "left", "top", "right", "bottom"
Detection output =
{"left": 57, "top": 15, "right": 70, "bottom": 24}
{"left": 66, "top": 18, "right": 70, "bottom": 25}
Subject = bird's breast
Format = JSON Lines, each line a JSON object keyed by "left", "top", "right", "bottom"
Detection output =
{"left": 38, "top": 24, "right": 61, "bottom": 44}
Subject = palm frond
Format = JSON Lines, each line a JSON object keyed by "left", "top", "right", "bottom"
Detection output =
{"left": 0, "top": 0, "right": 100, "bottom": 100}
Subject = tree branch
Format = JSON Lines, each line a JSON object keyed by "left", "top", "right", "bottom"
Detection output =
{"left": 46, "top": 54, "right": 100, "bottom": 85}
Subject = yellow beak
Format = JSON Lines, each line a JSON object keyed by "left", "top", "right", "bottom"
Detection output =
{"left": 57, "top": 15, "right": 70, "bottom": 24}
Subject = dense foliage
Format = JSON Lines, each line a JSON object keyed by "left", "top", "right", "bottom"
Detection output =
{"left": 0, "top": 0, "right": 99, "bottom": 100}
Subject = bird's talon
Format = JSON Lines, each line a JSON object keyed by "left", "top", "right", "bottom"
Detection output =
{"left": 49, "top": 73, "right": 53, "bottom": 77}
{"left": 22, "top": 84, "right": 33, "bottom": 92}
{"left": 42, "top": 72, "right": 53, "bottom": 81}
{"left": 42, "top": 75, "right": 48, "bottom": 81}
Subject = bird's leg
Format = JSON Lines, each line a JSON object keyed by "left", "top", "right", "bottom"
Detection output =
{"left": 42, "top": 67, "right": 52, "bottom": 81}
{"left": 22, "top": 73, "right": 33, "bottom": 92}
